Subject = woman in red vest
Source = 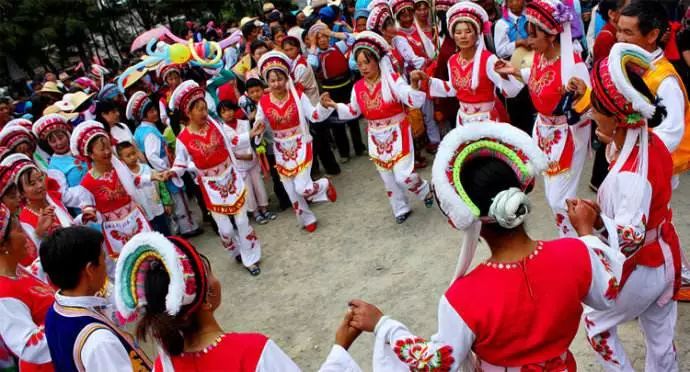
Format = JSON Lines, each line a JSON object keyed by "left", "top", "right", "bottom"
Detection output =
{"left": 0, "top": 203, "right": 55, "bottom": 372}
{"left": 321, "top": 32, "right": 434, "bottom": 223}
{"left": 346, "top": 121, "right": 623, "bottom": 371}
{"left": 116, "top": 232, "right": 361, "bottom": 371}
{"left": 425, "top": 2, "right": 523, "bottom": 125}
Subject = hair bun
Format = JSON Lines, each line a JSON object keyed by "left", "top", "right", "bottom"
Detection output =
{"left": 488, "top": 187, "right": 530, "bottom": 229}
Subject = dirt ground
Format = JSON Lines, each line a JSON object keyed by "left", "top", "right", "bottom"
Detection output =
{"left": 188, "top": 149, "right": 690, "bottom": 371}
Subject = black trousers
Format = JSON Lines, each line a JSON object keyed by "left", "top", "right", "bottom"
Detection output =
{"left": 322, "top": 77, "right": 366, "bottom": 158}
{"left": 266, "top": 153, "right": 293, "bottom": 210}
{"left": 311, "top": 125, "right": 341, "bottom": 175}
{"left": 504, "top": 86, "right": 536, "bottom": 135}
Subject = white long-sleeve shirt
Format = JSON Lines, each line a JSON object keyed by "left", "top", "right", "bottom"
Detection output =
{"left": 650, "top": 49, "right": 686, "bottom": 153}
{"left": 493, "top": 11, "right": 525, "bottom": 59}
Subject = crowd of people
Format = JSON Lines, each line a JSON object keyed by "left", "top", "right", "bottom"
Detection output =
{"left": 0, "top": 0, "right": 688, "bottom": 370}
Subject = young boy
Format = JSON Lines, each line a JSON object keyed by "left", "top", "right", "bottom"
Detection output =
{"left": 128, "top": 91, "right": 200, "bottom": 237}
{"left": 218, "top": 100, "right": 275, "bottom": 224}
{"left": 238, "top": 79, "right": 292, "bottom": 211}
{"left": 117, "top": 141, "right": 172, "bottom": 236}
{"left": 41, "top": 226, "right": 152, "bottom": 371}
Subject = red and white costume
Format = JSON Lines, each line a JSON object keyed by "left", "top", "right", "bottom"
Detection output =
{"left": 334, "top": 32, "right": 431, "bottom": 218}
{"left": 523, "top": 0, "right": 591, "bottom": 236}
{"left": 170, "top": 80, "right": 261, "bottom": 266}
{"left": 0, "top": 203, "right": 55, "bottom": 372}
{"left": 70, "top": 121, "right": 153, "bottom": 262}
{"left": 429, "top": 2, "right": 523, "bottom": 125}
{"left": 582, "top": 43, "right": 681, "bottom": 371}
{"left": 371, "top": 121, "right": 623, "bottom": 371}
{"left": 255, "top": 52, "right": 337, "bottom": 230}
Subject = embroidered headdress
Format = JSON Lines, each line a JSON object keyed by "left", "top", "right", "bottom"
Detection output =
{"left": 32, "top": 114, "right": 71, "bottom": 141}
{"left": 258, "top": 51, "right": 292, "bottom": 82}
{"left": 0, "top": 125, "right": 35, "bottom": 153}
{"left": 525, "top": 0, "right": 576, "bottom": 87}
{"left": 114, "top": 232, "right": 209, "bottom": 320}
{"left": 0, "top": 165, "right": 14, "bottom": 197}
{"left": 70, "top": 120, "right": 109, "bottom": 158}
{"left": 446, "top": 2, "right": 490, "bottom": 90}
{"left": 157, "top": 63, "right": 183, "bottom": 82}
{"left": 126, "top": 91, "right": 154, "bottom": 122}
{"left": 435, "top": 0, "right": 457, "bottom": 12}
{"left": 6, "top": 118, "right": 34, "bottom": 135}
{"left": 0, "top": 153, "right": 39, "bottom": 186}
{"left": 432, "top": 120, "right": 547, "bottom": 282}
{"left": 168, "top": 80, "right": 206, "bottom": 115}
{"left": 390, "top": 0, "right": 414, "bottom": 18}
{"left": 366, "top": 0, "right": 393, "bottom": 32}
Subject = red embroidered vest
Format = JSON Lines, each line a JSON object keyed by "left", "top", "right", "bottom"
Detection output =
{"left": 177, "top": 123, "right": 230, "bottom": 170}
{"left": 448, "top": 50, "right": 495, "bottom": 104}
{"left": 528, "top": 53, "right": 583, "bottom": 115}
{"left": 353, "top": 79, "right": 406, "bottom": 120}
{"left": 446, "top": 238, "right": 592, "bottom": 366}
{"left": 155, "top": 333, "right": 268, "bottom": 371}
{"left": 80, "top": 170, "right": 132, "bottom": 213}
{"left": 258, "top": 90, "right": 303, "bottom": 131}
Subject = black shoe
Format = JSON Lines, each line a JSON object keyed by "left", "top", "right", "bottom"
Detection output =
{"left": 246, "top": 264, "right": 261, "bottom": 276}
{"left": 395, "top": 211, "right": 412, "bottom": 224}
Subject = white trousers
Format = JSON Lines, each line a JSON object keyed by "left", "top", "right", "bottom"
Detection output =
{"left": 239, "top": 164, "right": 269, "bottom": 213}
{"left": 171, "top": 191, "right": 198, "bottom": 234}
{"left": 584, "top": 265, "right": 679, "bottom": 372}
{"left": 377, "top": 154, "right": 430, "bottom": 218}
{"left": 542, "top": 122, "right": 590, "bottom": 237}
{"left": 211, "top": 206, "right": 261, "bottom": 267}
{"left": 282, "top": 163, "right": 331, "bottom": 227}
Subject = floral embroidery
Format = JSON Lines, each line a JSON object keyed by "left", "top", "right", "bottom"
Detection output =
{"left": 275, "top": 137, "right": 303, "bottom": 163}
{"left": 371, "top": 130, "right": 398, "bottom": 156}
{"left": 528, "top": 70, "right": 556, "bottom": 96}
{"left": 584, "top": 316, "right": 595, "bottom": 329}
{"left": 536, "top": 126, "right": 562, "bottom": 155}
{"left": 358, "top": 84, "right": 384, "bottom": 115}
{"left": 393, "top": 337, "right": 454, "bottom": 371}
{"left": 266, "top": 102, "right": 298, "bottom": 129}
{"left": 93, "top": 171, "right": 129, "bottom": 205}
{"left": 555, "top": 213, "right": 570, "bottom": 235}
{"left": 26, "top": 326, "right": 45, "bottom": 347}
{"left": 292, "top": 201, "right": 303, "bottom": 216}
{"left": 109, "top": 219, "right": 144, "bottom": 244}
{"left": 188, "top": 128, "right": 224, "bottom": 158}
{"left": 245, "top": 231, "right": 258, "bottom": 249}
{"left": 616, "top": 220, "right": 646, "bottom": 257}
{"left": 588, "top": 331, "right": 620, "bottom": 365}
{"left": 207, "top": 170, "right": 238, "bottom": 198}
{"left": 592, "top": 248, "right": 619, "bottom": 299}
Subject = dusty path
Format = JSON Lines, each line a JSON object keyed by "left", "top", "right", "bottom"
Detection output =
{"left": 189, "top": 153, "right": 689, "bottom": 371}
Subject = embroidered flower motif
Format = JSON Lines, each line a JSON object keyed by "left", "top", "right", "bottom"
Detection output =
{"left": 584, "top": 316, "right": 595, "bottom": 329}
{"left": 292, "top": 201, "right": 303, "bottom": 216}
{"left": 617, "top": 222, "right": 645, "bottom": 257}
{"left": 371, "top": 130, "right": 398, "bottom": 156}
{"left": 555, "top": 213, "right": 569, "bottom": 235}
{"left": 588, "top": 331, "right": 620, "bottom": 365}
{"left": 605, "top": 277, "right": 620, "bottom": 300}
{"left": 110, "top": 219, "right": 144, "bottom": 245}
{"left": 393, "top": 337, "right": 454, "bottom": 371}
{"left": 520, "top": 355, "right": 568, "bottom": 372}
{"left": 528, "top": 70, "right": 556, "bottom": 97}
{"left": 207, "top": 169, "right": 238, "bottom": 199}
{"left": 26, "top": 326, "right": 45, "bottom": 347}
{"left": 276, "top": 137, "right": 303, "bottom": 163}
{"left": 537, "top": 126, "right": 562, "bottom": 155}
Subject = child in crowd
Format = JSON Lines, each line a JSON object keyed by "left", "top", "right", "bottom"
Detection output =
{"left": 218, "top": 100, "right": 276, "bottom": 224}
{"left": 41, "top": 226, "right": 152, "bottom": 371}
{"left": 239, "top": 78, "right": 292, "bottom": 211}
{"left": 117, "top": 141, "right": 172, "bottom": 236}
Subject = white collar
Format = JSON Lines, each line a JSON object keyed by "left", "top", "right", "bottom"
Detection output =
{"left": 50, "top": 152, "right": 72, "bottom": 158}
{"left": 55, "top": 291, "right": 110, "bottom": 309}
{"left": 140, "top": 121, "right": 156, "bottom": 127}
{"left": 651, "top": 48, "right": 664, "bottom": 61}
{"left": 508, "top": 10, "right": 523, "bottom": 21}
